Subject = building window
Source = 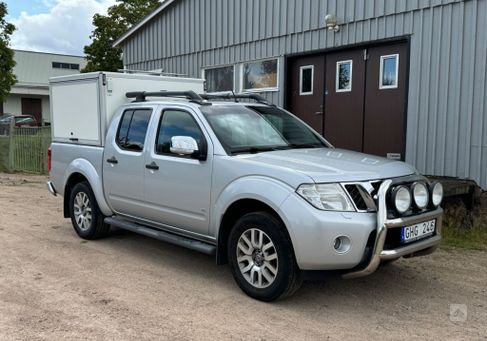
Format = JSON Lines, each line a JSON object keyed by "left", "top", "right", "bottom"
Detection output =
{"left": 242, "top": 59, "right": 278, "bottom": 91}
{"left": 299, "top": 65, "right": 314, "bottom": 95}
{"left": 203, "top": 65, "right": 234, "bottom": 93}
{"left": 379, "top": 54, "right": 399, "bottom": 89}
{"left": 336, "top": 60, "right": 352, "bottom": 92}
{"left": 52, "top": 62, "right": 80, "bottom": 70}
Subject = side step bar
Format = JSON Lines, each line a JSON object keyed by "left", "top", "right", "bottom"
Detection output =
{"left": 104, "top": 217, "right": 216, "bottom": 255}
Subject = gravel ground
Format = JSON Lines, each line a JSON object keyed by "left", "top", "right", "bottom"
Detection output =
{"left": 0, "top": 174, "right": 486, "bottom": 340}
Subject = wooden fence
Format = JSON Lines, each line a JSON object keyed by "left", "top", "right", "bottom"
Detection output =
{"left": 0, "top": 125, "right": 51, "bottom": 174}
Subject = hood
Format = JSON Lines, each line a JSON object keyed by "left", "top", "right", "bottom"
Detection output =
{"left": 236, "top": 148, "right": 416, "bottom": 183}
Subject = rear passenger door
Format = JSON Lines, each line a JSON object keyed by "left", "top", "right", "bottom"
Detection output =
{"left": 143, "top": 107, "right": 213, "bottom": 237}
{"left": 103, "top": 108, "right": 153, "bottom": 217}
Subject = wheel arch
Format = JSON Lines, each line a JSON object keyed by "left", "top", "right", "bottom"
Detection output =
{"left": 63, "top": 159, "right": 112, "bottom": 217}
{"left": 216, "top": 198, "right": 293, "bottom": 265}
{"left": 63, "top": 172, "right": 87, "bottom": 218}
{"left": 212, "top": 176, "right": 296, "bottom": 265}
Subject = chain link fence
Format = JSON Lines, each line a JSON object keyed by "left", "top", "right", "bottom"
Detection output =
{"left": 0, "top": 122, "right": 51, "bottom": 174}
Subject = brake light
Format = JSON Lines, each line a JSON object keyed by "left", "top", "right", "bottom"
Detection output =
{"left": 48, "top": 147, "right": 52, "bottom": 172}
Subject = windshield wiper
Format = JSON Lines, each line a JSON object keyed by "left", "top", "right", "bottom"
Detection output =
{"left": 230, "top": 146, "right": 290, "bottom": 155}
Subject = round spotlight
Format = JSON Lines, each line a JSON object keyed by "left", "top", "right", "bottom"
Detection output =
{"left": 392, "top": 185, "right": 412, "bottom": 214}
{"left": 333, "top": 236, "right": 351, "bottom": 254}
{"left": 431, "top": 182, "right": 444, "bottom": 207}
{"left": 412, "top": 182, "right": 429, "bottom": 209}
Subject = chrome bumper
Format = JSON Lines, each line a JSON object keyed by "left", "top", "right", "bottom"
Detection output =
{"left": 46, "top": 181, "right": 57, "bottom": 196}
{"left": 343, "top": 179, "right": 443, "bottom": 279}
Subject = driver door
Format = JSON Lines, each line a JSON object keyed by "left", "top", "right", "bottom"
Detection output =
{"left": 143, "top": 107, "right": 213, "bottom": 237}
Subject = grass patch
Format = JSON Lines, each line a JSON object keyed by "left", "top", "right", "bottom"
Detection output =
{"left": 442, "top": 224, "right": 487, "bottom": 250}
{"left": 0, "top": 136, "right": 10, "bottom": 172}
{"left": 441, "top": 196, "right": 487, "bottom": 251}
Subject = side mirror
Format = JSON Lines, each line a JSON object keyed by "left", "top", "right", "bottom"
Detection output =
{"left": 170, "top": 136, "right": 207, "bottom": 161}
{"left": 170, "top": 136, "right": 199, "bottom": 155}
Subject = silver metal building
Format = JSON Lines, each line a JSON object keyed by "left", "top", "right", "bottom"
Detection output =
{"left": 114, "top": 0, "right": 487, "bottom": 188}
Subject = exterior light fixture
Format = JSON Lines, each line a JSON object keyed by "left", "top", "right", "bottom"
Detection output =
{"left": 325, "top": 14, "right": 340, "bottom": 32}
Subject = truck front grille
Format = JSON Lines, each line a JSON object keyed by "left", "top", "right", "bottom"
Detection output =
{"left": 343, "top": 182, "right": 380, "bottom": 212}
{"left": 383, "top": 227, "right": 403, "bottom": 250}
{"left": 344, "top": 185, "right": 368, "bottom": 211}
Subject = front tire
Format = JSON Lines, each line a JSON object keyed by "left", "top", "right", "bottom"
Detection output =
{"left": 228, "top": 211, "right": 302, "bottom": 301}
{"left": 69, "top": 181, "right": 110, "bottom": 240}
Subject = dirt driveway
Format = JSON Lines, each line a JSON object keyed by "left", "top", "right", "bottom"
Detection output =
{"left": 0, "top": 174, "right": 486, "bottom": 340}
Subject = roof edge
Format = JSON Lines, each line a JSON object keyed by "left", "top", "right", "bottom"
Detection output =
{"left": 113, "top": 0, "right": 177, "bottom": 48}
{"left": 14, "top": 49, "right": 86, "bottom": 59}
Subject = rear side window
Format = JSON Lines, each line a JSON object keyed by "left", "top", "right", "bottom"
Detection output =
{"left": 15, "top": 117, "right": 35, "bottom": 124}
{"left": 156, "top": 109, "right": 204, "bottom": 156}
{"left": 116, "top": 109, "right": 152, "bottom": 151}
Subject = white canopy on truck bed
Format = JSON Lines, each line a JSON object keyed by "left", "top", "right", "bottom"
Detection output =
{"left": 49, "top": 72, "right": 205, "bottom": 146}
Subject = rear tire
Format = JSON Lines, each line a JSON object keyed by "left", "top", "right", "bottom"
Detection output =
{"left": 228, "top": 211, "right": 302, "bottom": 301}
{"left": 69, "top": 181, "right": 110, "bottom": 240}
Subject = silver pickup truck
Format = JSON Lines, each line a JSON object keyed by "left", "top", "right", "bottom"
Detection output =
{"left": 48, "top": 91, "right": 443, "bottom": 301}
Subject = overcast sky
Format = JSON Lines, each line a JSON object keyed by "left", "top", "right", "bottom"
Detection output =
{"left": 4, "top": 0, "right": 116, "bottom": 55}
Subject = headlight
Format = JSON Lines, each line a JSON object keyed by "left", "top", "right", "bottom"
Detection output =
{"left": 392, "top": 185, "right": 411, "bottom": 214}
{"left": 296, "top": 183, "right": 355, "bottom": 211}
{"left": 412, "top": 182, "right": 429, "bottom": 209}
{"left": 431, "top": 182, "right": 443, "bottom": 207}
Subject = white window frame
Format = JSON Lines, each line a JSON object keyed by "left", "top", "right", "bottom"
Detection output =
{"left": 201, "top": 64, "right": 236, "bottom": 93}
{"left": 299, "top": 65, "right": 314, "bottom": 95}
{"left": 379, "top": 54, "right": 399, "bottom": 90}
{"left": 240, "top": 58, "right": 279, "bottom": 93}
{"left": 335, "top": 60, "right": 353, "bottom": 93}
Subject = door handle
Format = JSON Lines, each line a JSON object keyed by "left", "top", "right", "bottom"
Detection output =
{"left": 145, "top": 161, "right": 159, "bottom": 170}
{"left": 106, "top": 157, "right": 118, "bottom": 164}
{"left": 314, "top": 111, "right": 323, "bottom": 115}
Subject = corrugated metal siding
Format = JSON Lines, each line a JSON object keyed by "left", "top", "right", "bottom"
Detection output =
{"left": 121, "top": 0, "right": 487, "bottom": 188}
{"left": 123, "top": 0, "right": 465, "bottom": 61}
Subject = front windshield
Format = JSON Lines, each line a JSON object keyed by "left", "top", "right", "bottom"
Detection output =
{"left": 201, "top": 105, "right": 327, "bottom": 154}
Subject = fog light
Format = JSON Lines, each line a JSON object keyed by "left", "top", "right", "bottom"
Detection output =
{"left": 431, "top": 182, "right": 444, "bottom": 207}
{"left": 333, "top": 236, "right": 351, "bottom": 254}
{"left": 412, "top": 182, "right": 429, "bottom": 209}
{"left": 392, "top": 185, "right": 412, "bottom": 214}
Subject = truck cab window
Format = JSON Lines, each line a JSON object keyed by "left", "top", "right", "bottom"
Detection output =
{"left": 116, "top": 109, "right": 152, "bottom": 151}
{"left": 156, "top": 109, "right": 203, "bottom": 156}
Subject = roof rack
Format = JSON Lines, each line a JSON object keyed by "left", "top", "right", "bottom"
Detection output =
{"left": 126, "top": 91, "right": 209, "bottom": 104}
{"left": 199, "top": 93, "right": 272, "bottom": 105}
{"left": 118, "top": 69, "right": 188, "bottom": 77}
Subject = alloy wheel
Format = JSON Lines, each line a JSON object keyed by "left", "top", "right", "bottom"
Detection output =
{"left": 236, "top": 228, "right": 279, "bottom": 288}
{"left": 73, "top": 192, "right": 93, "bottom": 231}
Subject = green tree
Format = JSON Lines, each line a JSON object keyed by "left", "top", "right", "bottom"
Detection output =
{"left": 0, "top": 2, "right": 16, "bottom": 103}
{"left": 83, "top": 0, "right": 161, "bottom": 72}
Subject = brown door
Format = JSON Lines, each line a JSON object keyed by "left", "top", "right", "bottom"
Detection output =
{"left": 324, "top": 49, "right": 366, "bottom": 152}
{"left": 287, "top": 42, "right": 408, "bottom": 159}
{"left": 363, "top": 43, "right": 408, "bottom": 159}
{"left": 21, "top": 98, "right": 42, "bottom": 125}
{"left": 287, "top": 55, "right": 325, "bottom": 134}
